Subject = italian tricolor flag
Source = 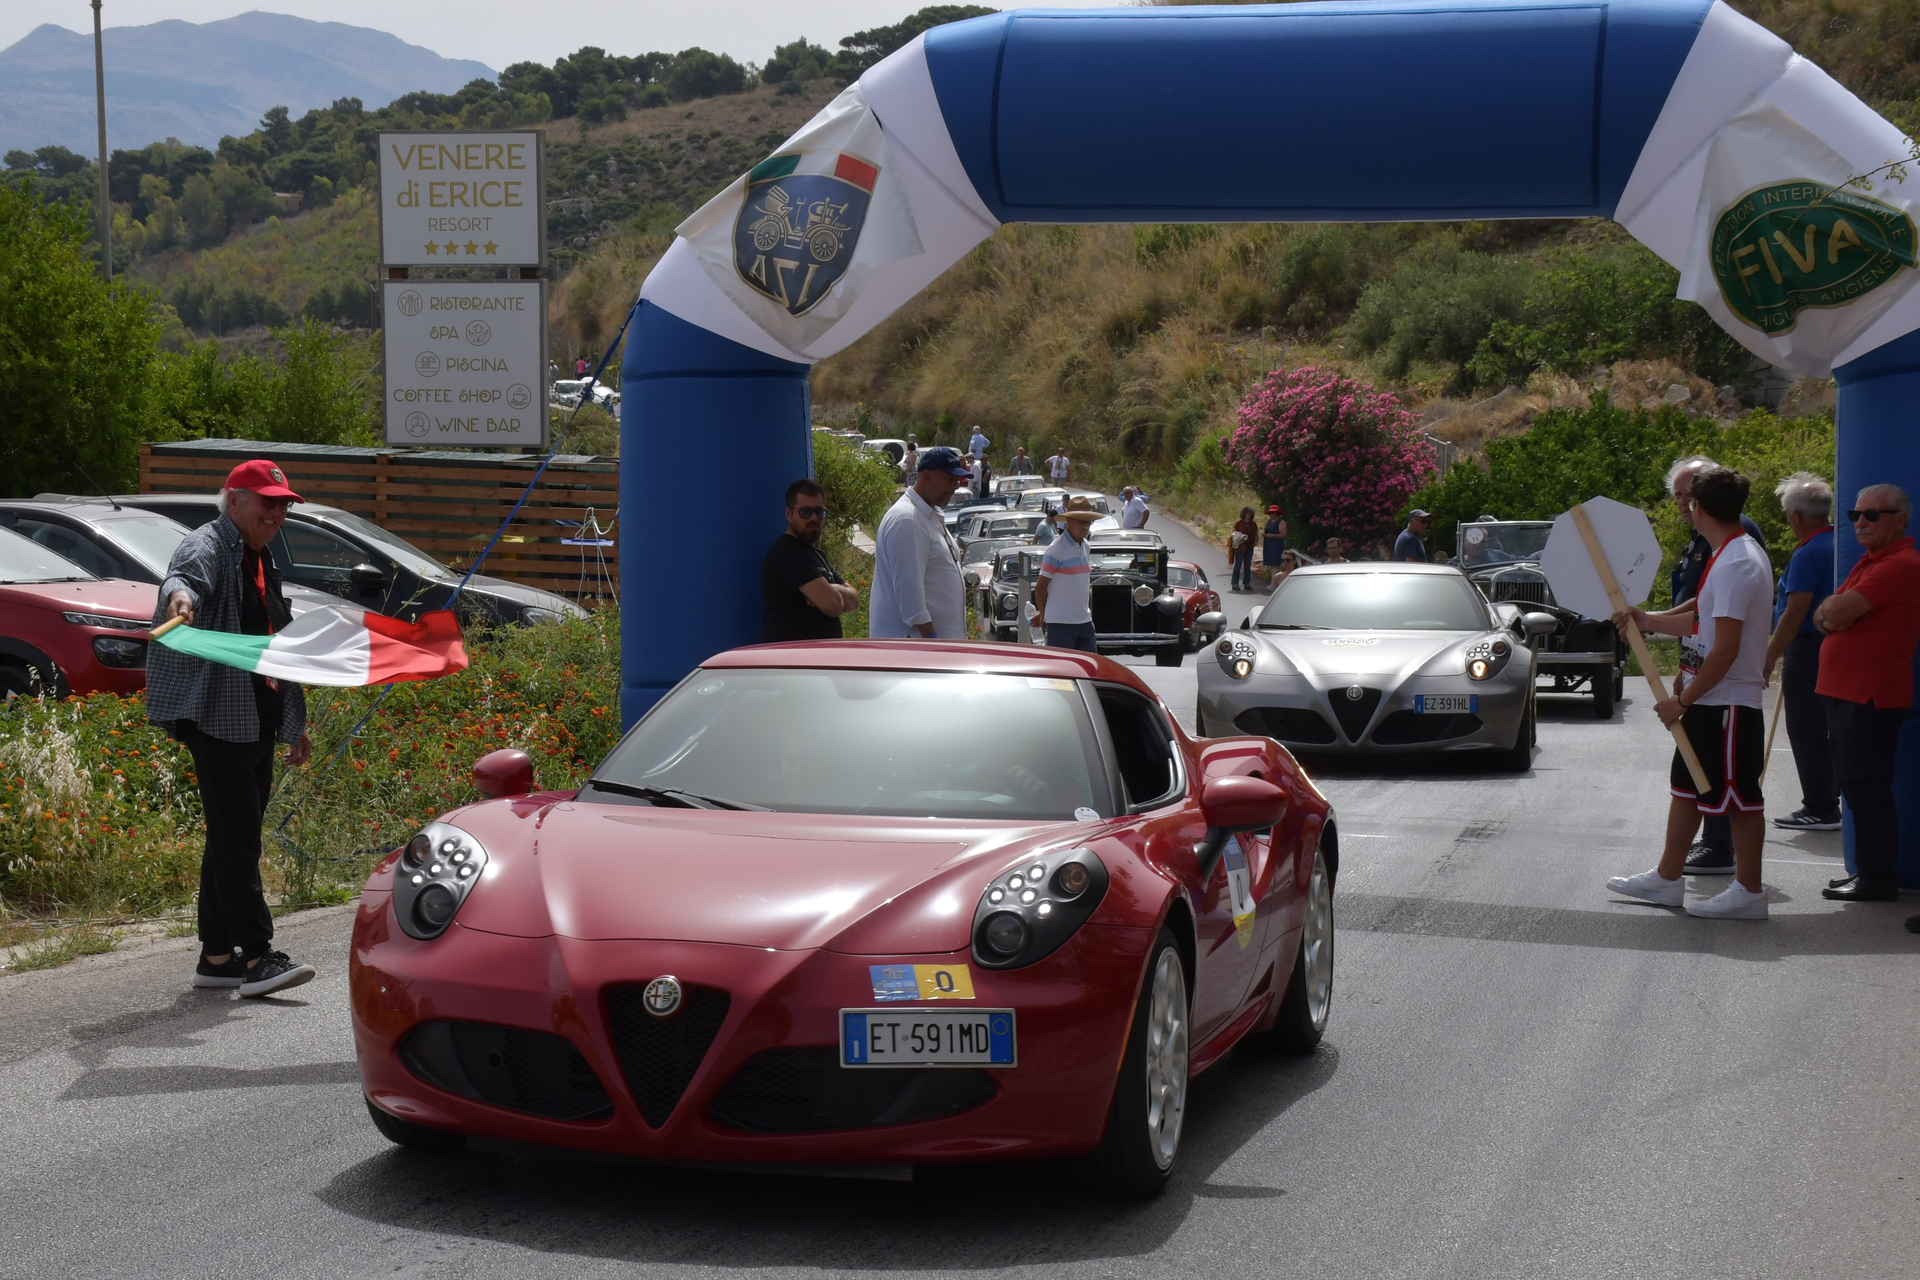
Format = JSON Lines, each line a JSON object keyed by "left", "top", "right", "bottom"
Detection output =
{"left": 747, "top": 150, "right": 880, "bottom": 194}
{"left": 151, "top": 607, "right": 468, "bottom": 687}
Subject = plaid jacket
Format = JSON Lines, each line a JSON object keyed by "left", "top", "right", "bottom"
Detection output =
{"left": 147, "top": 515, "right": 306, "bottom": 745}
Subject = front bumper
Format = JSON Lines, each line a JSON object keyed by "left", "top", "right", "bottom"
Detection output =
{"left": 1199, "top": 667, "right": 1530, "bottom": 755}
{"left": 351, "top": 892, "right": 1147, "bottom": 1164}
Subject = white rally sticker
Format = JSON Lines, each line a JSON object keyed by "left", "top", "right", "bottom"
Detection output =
{"left": 1222, "top": 842, "right": 1257, "bottom": 949}
{"left": 1073, "top": 806, "right": 1100, "bottom": 822}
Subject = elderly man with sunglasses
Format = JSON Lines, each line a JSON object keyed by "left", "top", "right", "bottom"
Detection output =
{"left": 148, "top": 460, "right": 315, "bottom": 998}
{"left": 1813, "top": 485, "right": 1920, "bottom": 915}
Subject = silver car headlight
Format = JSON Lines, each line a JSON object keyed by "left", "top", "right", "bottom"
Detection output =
{"left": 393, "top": 821, "right": 489, "bottom": 940}
{"left": 521, "top": 606, "right": 563, "bottom": 625}
{"left": 1465, "top": 636, "right": 1514, "bottom": 680}
{"left": 1216, "top": 634, "right": 1259, "bottom": 679}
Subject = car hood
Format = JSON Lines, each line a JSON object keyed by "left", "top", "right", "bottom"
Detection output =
{"left": 2, "top": 578, "right": 158, "bottom": 620}
{"left": 451, "top": 801, "right": 1078, "bottom": 953}
{"left": 1258, "top": 629, "right": 1477, "bottom": 679}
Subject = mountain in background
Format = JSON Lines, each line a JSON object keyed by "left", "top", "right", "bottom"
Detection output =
{"left": 0, "top": 10, "right": 495, "bottom": 155}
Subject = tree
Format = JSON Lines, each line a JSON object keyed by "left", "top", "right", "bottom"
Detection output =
{"left": 1224, "top": 366, "right": 1436, "bottom": 553}
{"left": 0, "top": 179, "right": 169, "bottom": 496}
{"left": 834, "top": 6, "right": 999, "bottom": 80}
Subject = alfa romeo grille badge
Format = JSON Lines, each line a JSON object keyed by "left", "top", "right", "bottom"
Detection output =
{"left": 642, "top": 975, "right": 683, "bottom": 1017}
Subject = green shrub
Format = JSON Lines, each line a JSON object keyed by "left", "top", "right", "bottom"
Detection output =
{"left": 1271, "top": 223, "right": 1411, "bottom": 330}
{"left": 812, "top": 431, "right": 897, "bottom": 548}
{"left": 1346, "top": 248, "right": 1533, "bottom": 381}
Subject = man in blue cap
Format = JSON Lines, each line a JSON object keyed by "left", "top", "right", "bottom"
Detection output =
{"left": 872, "top": 446, "right": 971, "bottom": 640}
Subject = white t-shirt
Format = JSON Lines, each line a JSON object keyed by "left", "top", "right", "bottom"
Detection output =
{"left": 1680, "top": 533, "right": 1772, "bottom": 709}
{"left": 1047, "top": 453, "right": 1069, "bottom": 481}
{"left": 1121, "top": 495, "right": 1149, "bottom": 528}
{"left": 1038, "top": 531, "right": 1093, "bottom": 625}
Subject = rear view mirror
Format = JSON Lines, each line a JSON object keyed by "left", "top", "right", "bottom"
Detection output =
{"left": 1194, "top": 775, "right": 1288, "bottom": 880}
{"left": 1521, "top": 611, "right": 1558, "bottom": 638}
{"left": 1192, "top": 611, "right": 1225, "bottom": 645}
{"left": 472, "top": 749, "right": 534, "bottom": 798}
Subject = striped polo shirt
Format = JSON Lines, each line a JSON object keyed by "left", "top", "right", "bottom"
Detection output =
{"left": 1039, "top": 531, "right": 1093, "bottom": 624}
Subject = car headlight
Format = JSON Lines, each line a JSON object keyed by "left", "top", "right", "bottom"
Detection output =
{"left": 971, "top": 848, "right": 1109, "bottom": 969}
{"left": 1465, "top": 637, "right": 1513, "bottom": 680}
{"left": 64, "top": 611, "right": 149, "bottom": 631}
{"left": 91, "top": 636, "right": 147, "bottom": 668}
{"left": 521, "top": 607, "right": 562, "bottom": 625}
{"left": 392, "top": 820, "right": 489, "bottom": 940}
{"left": 1216, "top": 634, "right": 1258, "bottom": 680}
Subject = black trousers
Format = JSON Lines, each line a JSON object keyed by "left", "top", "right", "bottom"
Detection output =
{"left": 179, "top": 722, "right": 277, "bottom": 958}
{"left": 1824, "top": 696, "right": 1910, "bottom": 890}
{"left": 1781, "top": 632, "right": 1838, "bottom": 817}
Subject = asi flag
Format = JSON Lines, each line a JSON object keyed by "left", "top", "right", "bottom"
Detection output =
{"left": 152, "top": 607, "right": 469, "bottom": 688}
{"left": 676, "top": 83, "right": 923, "bottom": 353}
{"left": 1680, "top": 102, "right": 1920, "bottom": 376}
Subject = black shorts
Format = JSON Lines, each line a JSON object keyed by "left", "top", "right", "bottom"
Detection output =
{"left": 1670, "top": 703, "right": 1764, "bottom": 814}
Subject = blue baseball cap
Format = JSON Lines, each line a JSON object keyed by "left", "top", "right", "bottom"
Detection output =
{"left": 917, "top": 446, "right": 971, "bottom": 478}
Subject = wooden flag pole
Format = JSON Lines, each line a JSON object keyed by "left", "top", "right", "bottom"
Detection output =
{"left": 1760, "top": 681, "right": 1787, "bottom": 784}
{"left": 1570, "top": 503, "right": 1711, "bottom": 793}
{"left": 148, "top": 615, "right": 187, "bottom": 640}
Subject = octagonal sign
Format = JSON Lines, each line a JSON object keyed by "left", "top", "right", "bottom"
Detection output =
{"left": 1538, "top": 496, "right": 1664, "bottom": 620}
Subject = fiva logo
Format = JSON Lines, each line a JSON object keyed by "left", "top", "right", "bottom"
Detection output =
{"left": 733, "top": 151, "right": 879, "bottom": 316}
{"left": 1711, "top": 181, "right": 1919, "bottom": 336}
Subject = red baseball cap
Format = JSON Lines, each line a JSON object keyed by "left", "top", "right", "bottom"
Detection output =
{"left": 225, "top": 459, "right": 303, "bottom": 502}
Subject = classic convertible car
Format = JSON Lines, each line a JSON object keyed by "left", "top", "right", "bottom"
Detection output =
{"left": 352, "top": 641, "right": 1337, "bottom": 1194}
{"left": 1196, "top": 562, "right": 1552, "bottom": 769}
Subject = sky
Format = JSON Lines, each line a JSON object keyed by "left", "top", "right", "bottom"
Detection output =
{"left": 3, "top": 1, "right": 1122, "bottom": 71}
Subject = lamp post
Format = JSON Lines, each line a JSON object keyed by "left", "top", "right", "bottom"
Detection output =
{"left": 91, "top": 0, "right": 111, "bottom": 280}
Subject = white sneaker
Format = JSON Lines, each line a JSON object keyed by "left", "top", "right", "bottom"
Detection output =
{"left": 1607, "top": 868, "right": 1685, "bottom": 906}
{"left": 1685, "top": 882, "right": 1769, "bottom": 920}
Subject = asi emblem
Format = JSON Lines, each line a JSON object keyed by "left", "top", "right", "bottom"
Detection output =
{"left": 734, "top": 150, "right": 878, "bottom": 316}
{"left": 1711, "top": 181, "right": 1918, "bottom": 336}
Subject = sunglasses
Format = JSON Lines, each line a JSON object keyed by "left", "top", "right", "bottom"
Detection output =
{"left": 793, "top": 505, "right": 828, "bottom": 519}
{"left": 1848, "top": 508, "right": 1902, "bottom": 522}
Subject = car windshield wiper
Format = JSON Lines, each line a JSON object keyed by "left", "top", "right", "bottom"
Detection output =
{"left": 1260, "top": 623, "right": 1329, "bottom": 630}
{"left": 583, "top": 778, "right": 768, "bottom": 811}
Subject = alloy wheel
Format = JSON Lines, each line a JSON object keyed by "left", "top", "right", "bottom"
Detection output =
{"left": 1302, "top": 850, "right": 1334, "bottom": 1031}
{"left": 1143, "top": 948, "right": 1189, "bottom": 1170}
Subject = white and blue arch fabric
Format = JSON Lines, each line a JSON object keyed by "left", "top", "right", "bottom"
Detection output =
{"left": 624, "top": 0, "right": 1920, "bottom": 882}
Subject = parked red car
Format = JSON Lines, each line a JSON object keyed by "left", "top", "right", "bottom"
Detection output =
{"left": 0, "top": 526, "right": 156, "bottom": 699}
{"left": 352, "top": 640, "right": 1337, "bottom": 1192}
{"left": 1168, "top": 558, "right": 1224, "bottom": 651}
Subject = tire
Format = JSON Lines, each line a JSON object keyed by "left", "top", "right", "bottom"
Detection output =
{"left": 1614, "top": 665, "right": 1626, "bottom": 700}
{"left": 1499, "top": 694, "right": 1535, "bottom": 772}
{"left": 1265, "top": 845, "right": 1334, "bottom": 1052}
{"left": 1086, "top": 931, "right": 1189, "bottom": 1196}
{"left": 365, "top": 1098, "right": 464, "bottom": 1151}
{"left": 1591, "top": 664, "right": 1615, "bottom": 719}
{"left": 1155, "top": 647, "right": 1184, "bottom": 668}
{"left": 0, "top": 663, "right": 41, "bottom": 701}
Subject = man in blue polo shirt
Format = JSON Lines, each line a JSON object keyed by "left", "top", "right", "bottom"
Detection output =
{"left": 1762, "top": 472, "right": 1840, "bottom": 831}
{"left": 1393, "top": 510, "right": 1430, "bottom": 563}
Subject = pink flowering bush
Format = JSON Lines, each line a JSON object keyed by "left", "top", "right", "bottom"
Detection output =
{"left": 1225, "top": 366, "right": 1437, "bottom": 551}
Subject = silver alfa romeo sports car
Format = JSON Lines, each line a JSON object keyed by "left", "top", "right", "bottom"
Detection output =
{"left": 1196, "top": 563, "right": 1553, "bottom": 769}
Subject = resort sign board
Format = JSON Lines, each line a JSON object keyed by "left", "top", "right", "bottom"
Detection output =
{"left": 379, "top": 130, "right": 545, "bottom": 267}
{"left": 382, "top": 281, "right": 546, "bottom": 449}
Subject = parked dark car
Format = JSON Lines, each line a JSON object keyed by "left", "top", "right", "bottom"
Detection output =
{"left": 1086, "top": 541, "right": 1186, "bottom": 666}
{"left": 0, "top": 500, "right": 334, "bottom": 618}
{"left": 1454, "top": 518, "right": 1626, "bottom": 718}
{"left": 88, "top": 495, "right": 586, "bottom": 627}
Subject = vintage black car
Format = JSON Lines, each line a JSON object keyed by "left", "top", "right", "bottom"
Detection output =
{"left": 1455, "top": 518, "right": 1627, "bottom": 717}
{"left": 1087, "top": 541, "right": 1187, "bottom": 666}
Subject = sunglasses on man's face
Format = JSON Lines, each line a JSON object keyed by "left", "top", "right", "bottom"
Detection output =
{"left": 793, "top": 505, "right": 828, "bottom": 520}
{"left": 1848, "top": 508, "right": 1901, "bottom": 522}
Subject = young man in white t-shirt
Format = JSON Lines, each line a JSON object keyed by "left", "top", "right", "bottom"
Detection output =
{"left": 1032, "top": 497, "right": 1100, "bottom": 652}
{"left": 1607, "top": 466, "right": 1774, "bottom": 919}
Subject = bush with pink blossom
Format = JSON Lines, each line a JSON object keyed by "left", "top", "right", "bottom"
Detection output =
{"left": 1224, "top": 366, "right": 1437, "bottom": 553}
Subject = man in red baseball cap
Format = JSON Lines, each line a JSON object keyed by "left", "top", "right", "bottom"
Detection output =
{"left": 147, "top": 459, "right": 316, "bottom": 997}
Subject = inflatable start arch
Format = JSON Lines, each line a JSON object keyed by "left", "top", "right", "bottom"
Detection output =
{"left": 624, "top": 0, "right": 1920, "bottom": 883}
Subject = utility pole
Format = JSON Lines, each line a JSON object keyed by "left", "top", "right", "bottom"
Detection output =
{"left": 91, "top": 0, "right": 111, "bottom": 280}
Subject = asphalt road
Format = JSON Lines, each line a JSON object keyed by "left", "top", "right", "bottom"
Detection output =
{"left": 3, "top": 507, "right": 1917, "bottom": 1280}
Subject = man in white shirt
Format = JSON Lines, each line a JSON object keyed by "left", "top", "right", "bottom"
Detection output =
{"left": 967, "top": 427, "right": 990, "bottom": 459}
{"left": 1033, "top": 497, "right": 1102, "bottom": 652}
{"left": 1047, "top": 450, "right": 1070, "bottom": 484}
{"left": 1120, "top": 486, "right": 1150, "bottom": 529}
{"left": 1607, "top": 466, "right": 1774, "bottom": 919}
{"left": 871, "top": 447, "right": 971, "bottom": 641}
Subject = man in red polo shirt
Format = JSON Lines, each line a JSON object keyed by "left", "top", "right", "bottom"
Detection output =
{"left": 1814, "top": 484, "right": 1920, "bottom": 916}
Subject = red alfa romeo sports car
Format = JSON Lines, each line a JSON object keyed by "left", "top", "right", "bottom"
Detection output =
{"left": 351, "top": 640, "right": 1337, "bottom": 1192}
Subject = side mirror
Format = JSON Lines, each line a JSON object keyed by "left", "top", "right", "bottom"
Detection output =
{"left": 350, "top": 563, "right": 387, "bottom": 589}
{"left": 472, "top": 748, "right": 534, "bottom": 798}
{"left": 1192, "top": 611, "right": 1226, "bottom": 645}
{"left": 1522, "top": 611, "right": 1558, "bottom": 638}
{"left": 1194, "top": 775, "right": 1288, "bottom": 880}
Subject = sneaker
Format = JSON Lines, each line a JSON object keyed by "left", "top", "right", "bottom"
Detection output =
{"left": 1683, "top": 841, "right": 1737, "bottom": 876}
{"left": 1773, "top": 809, "right": 1843, "bottom": 831}
{"left": 1686, "top": 882, "right": 1769, "bottom": 920}
{"left": 191, "top": 954, "right": 245, "bottom": 989}
{"left": 1607, "top": 868, "right": 1685, "bottom": 906}
{"left": 238, "top": 951, "right": 316, "bottom": 998}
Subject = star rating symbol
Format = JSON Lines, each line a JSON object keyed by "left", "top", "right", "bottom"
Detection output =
{"left": 463, "top": 240, "right": 479, "bottom": 255}
{"left": 423, "top": 241, "right": 438, "bottom": 255}
{"left": 483, "top": 241, "right": 498, "bottom": 255}
{"left": 443, "top": 240, "right": 458, "bottom": 255}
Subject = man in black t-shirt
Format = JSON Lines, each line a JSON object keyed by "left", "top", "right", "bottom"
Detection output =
{"left": 763, "top": 479, "right": 859, "bottom": 642}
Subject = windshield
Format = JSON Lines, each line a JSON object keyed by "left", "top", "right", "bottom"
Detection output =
{"left": 592, "top": 669, "right": 1105, "bottom": 820}
{"left": 1167, "top": 566, "right": 1200, "bottom": 589}
{"left": 1087, "top": 549, "right": 1160, "bottom": 576}
{"left": 1260, "top": 572, "right": 1490, "bottom": 632}
{"left": 318, "top": 510, "right": 455, "bottom": 580}
{"left": 994, "top": 547, "right": 1045, "bottom": 580}
{"left": 0, "top": 526, "right": 95, "bottom": 584}
{"left": 1458, "top": 521, "right": 1552, "bottom": 565}
{"left": 964, "top": 537, "right": 1025, "bottom": 565}
{"left": 98, "top": 514, "right": 189, "bottom": 576}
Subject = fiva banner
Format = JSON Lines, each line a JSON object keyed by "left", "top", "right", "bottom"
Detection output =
{"left": 675, "top": 84, "right": 924, "bottom": 353}
{"left": 1680, "top": 102, "right": 1920, "bottom": 376}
